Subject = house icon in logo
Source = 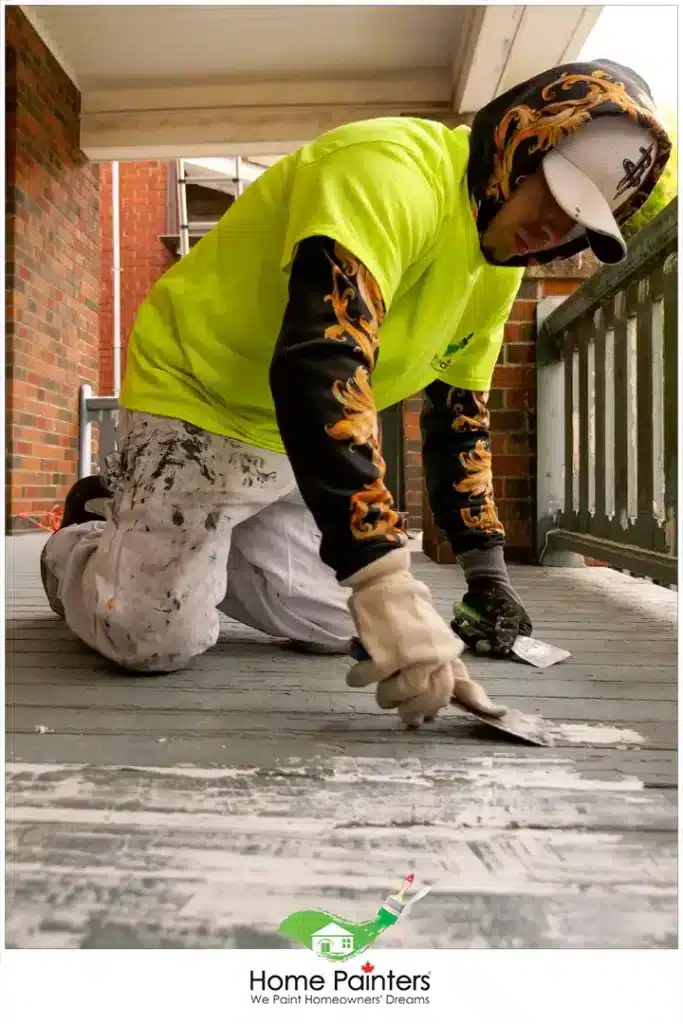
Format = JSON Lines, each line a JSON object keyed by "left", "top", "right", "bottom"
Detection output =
{"left": 279, "top": 873, "right": 431, "bottom": 962}
{"left": 311, "top": 922, "right": 355, "bottom": 956}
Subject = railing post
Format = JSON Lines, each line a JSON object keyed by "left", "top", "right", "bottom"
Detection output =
{"left": 78, "top": 383, "right": 93, "bottom": 480}
{"left": 536, "top": 297, "right": 584, "bottom": 568}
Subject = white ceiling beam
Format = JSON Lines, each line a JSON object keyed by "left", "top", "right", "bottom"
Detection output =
{"left": 79, "top": 69, "right": 461, "bottom": 161}
{"left": 497, "top": 6, "right": 603, "bottom": 95}
{"left": 82, "top": 103, "right": 465, "bottom": 162}
{"left": 451, "top": 6, "right": 526, "bottom": 114}
{"left": 88, "top": 139, "right": 308, "bottom": 163}
{"left": 452, "top": 5, "right": 603, "bottom": 115}
{"left": 81, "top": 68, "right": 451, "bottom": 114}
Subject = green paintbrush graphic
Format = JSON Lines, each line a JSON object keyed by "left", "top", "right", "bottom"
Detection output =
{"left": 278, "top": 873, "right": 430, "bottom": 962}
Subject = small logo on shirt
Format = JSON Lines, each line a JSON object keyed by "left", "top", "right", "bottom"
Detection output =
{"left": 615, "top": 143, "right": 655, "bottom": 199}
{"left": 430, "top": 332, "right": 473, "bottom": 373}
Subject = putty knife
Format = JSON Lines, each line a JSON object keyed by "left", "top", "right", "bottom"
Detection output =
{"left": 452, "top": 601, "right": 572, "bottom": 668}
{"left": 349, "top": 639, "right": 554, "bottom": 747}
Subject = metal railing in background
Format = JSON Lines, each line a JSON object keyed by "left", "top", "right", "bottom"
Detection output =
{"left": 77, "top": 387, "right": 409, "bottom": 515}
{"left": 78, "top": 385, "right": 119, "bottom": 479}
{"left": 536, "top": 199, "right": 678, "bottom": 586}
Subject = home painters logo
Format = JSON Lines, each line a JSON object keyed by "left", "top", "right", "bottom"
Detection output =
{"left": 249, "top": 961, "right": 432, "bottom": 1007}
{"left": 278, "top": 873, "right": 430, "bottom": 962}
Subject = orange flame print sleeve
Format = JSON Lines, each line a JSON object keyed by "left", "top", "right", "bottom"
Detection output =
{"left": 421, "top": 381, "right": 505, "bottom": 554}
{"left": 270, "top": 236, "right": 406, "bottom": 582}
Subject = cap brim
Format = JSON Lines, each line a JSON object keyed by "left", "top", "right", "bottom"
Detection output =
{"left": 543, "top": 150, "right": 627, "bottom": 265}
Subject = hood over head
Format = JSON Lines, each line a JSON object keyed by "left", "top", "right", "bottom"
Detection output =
{"left": 467, "top": 59, "right": 672, "bottom": 266}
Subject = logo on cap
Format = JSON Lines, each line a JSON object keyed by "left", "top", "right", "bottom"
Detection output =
{"left": 615, "top": 143, "right": 655, "bottom": 200}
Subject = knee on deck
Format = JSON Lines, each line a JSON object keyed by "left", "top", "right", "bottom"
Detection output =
{"left": 90, "top": 595, "right": 219, "bottom": 674}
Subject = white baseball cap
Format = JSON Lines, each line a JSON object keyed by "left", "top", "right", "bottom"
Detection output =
{"left": 543, "top": 116, "right": 659, "bottom": 264}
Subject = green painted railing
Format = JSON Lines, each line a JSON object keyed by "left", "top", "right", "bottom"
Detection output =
{"left": 536, "top": 200, "right": 678, "bottom": 586}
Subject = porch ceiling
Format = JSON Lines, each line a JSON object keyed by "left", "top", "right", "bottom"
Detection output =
{"left": 21, "top": 4, "right": 601, "bottom": 159}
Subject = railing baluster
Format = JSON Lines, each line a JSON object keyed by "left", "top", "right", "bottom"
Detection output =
{"left": 593, "top": 307, "right": 607, "bottom": 533}
{"left": 577, "top": 320, "right": 591, "bottom": 535}
{"left": 662, "top": 251, "right": 678, "bottom": 558}
{"left": 635, "top": 272, "right": 656, "bottom": 553}
{"left": 562, "top": 328, "right": 575, "bottom": 530}
{"left": 99, "top": 408, "right": 118, "bottom": 468}
{"left": 612, "top": 291, "right": 630, "bottom": 539}
{"left": 651, "top": 287, "right": 666, "bottom": 548}
{"left": 78, "top": 384, "right": 94, "bottom": 479}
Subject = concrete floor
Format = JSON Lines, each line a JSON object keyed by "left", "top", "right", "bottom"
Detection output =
{"left": 5, "top": 532, "right": 678, "bottom": 948}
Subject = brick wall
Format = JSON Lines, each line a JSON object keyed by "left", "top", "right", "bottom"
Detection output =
{"left": 402, "top": 395, "right": 423, "bottom": 531}
{"left": 414, "top": 257, "right": 596, "bottom": 563}
{"left": 5, "top": 7, "right": 100, "bottom": 531}
{"left": 99, "top": 162, "right": 174, "bottom": 393}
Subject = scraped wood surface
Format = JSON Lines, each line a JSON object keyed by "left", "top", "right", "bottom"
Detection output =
{"left": 5, "top": 535, "right": 678, "bottom": 948}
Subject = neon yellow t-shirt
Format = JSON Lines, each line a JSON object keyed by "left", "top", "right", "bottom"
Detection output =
{"left": 120, "top": 118, "right": 523, "bottom": 451}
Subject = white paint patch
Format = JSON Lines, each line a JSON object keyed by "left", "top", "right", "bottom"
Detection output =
{"left": 8, "top": 762, "right": 88, "bottom": 776}
{"left": 317, "top": 754, "right": 645, "bottom": 792}
{"left": 454, "top": 763, "right": 646, "bottom": 792}
{"left": 7, "top": 756, "right": 647, "bottom": 793}
{"left": 330, "top": 771, "right": 433, "bottom": 787}
{"left": 9, "top": 805, "right": 330, "bottom": 832}
{"left": 92, "top": 764, "right": 260, "bottom": 780}
{"left": 551, "top": 724, "right": 647, "bottom": 746}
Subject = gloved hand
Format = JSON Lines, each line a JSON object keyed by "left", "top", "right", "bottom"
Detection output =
{"left": 342, "top": 548, "right": 506, "bottom": 728}
{"left": 452, "top": 547, "right": 533, "bottom": 658}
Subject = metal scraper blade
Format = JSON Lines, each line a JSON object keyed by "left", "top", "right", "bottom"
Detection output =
{"left": 450, "top": 699, "right": 554, "bottom": 747}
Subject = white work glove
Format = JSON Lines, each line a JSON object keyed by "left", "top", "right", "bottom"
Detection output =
{"left": 343, "top": 548, "right": 506, "bottom": 728}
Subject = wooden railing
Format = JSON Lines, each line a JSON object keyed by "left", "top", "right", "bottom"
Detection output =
{"left": 536, "top": 200, "right": 678, "bottom": 586}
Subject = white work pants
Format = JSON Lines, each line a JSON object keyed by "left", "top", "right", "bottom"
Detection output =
{"left": 41, "top": 411, "right": 353, "bottom": 672}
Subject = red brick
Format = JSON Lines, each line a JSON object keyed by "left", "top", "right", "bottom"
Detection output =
{"left": 490, "top": 432, "right": 507, "bottom": 455}
{"left": 99, "top": 160, "right": 174, "bottom": 393}
{"left": 492, "top": 365, "right": 535, "bottom": 389}
{"left": 502, "top": 520, "right": 533, "bottom": 548}
{"left": 504, "top": 477, "right": 532, "bottom": 499}
{"left": 509, "top": 299, "right": 536, "bottom": 323}
{"left": 542, "top": 279, "right": 583, "bottom": 297}
{"left": 403, "top": 416, "right": 421, "bottom": 443}
{"left": 504, "top": 389, "right": 532, "bottom": 411}
{"left": 490, "top": 409, "right": 527, "bottom": 432}
{"left": 493, "top": 454, "right": 531, "bottom": 477}
{"left": 6, "top": 6, "right": 99, "bottom": 526}
{"left": 504, "top": 322, "right": 535, "bottom": 343}
{"left": 496, "top": 499, "right": 533, "bottom": 522}
{"left": 507, "top": 431, "right": 534, "bottom": 455}
{"left": 400, "top": 393, "right": 425, "bottom": 527}
{"left": 505, "top": 342, "right": 536, "bottom": 365}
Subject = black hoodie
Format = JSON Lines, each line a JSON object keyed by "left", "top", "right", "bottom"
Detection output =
{"left": 468, "top": 59, "right": 671, "bottom": 266}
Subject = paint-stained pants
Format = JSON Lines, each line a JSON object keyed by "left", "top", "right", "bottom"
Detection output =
{"left": 41, "top": 410, "right": 353, "bottom": 672}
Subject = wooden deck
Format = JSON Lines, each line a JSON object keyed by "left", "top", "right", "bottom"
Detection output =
{"left": 5, "top": 532, "right": 678, "bottom": 949}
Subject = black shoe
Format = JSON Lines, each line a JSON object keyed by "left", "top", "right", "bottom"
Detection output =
{"left": 40, "top": 475, "right": 113, "bottom": 618}
{"left": 60, "top": 474, "right": 113, "bottom": 529}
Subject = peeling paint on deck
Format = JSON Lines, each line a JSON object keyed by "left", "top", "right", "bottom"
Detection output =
{"left": 551, "top": 724, "right": 647, "bottom": 745}
{"left": 5, "top": 535, "right": 678, "bottom": 948}
{"left": 5, "top": 756, "right": 678, "bottom": 949}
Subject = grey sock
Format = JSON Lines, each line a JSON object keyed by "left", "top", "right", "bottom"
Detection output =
{"left": 457, "top": 546, "right": 524, "bottom": 605}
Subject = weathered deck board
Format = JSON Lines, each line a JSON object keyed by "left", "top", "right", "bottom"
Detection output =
{"left": 4, "top": 533, "right": 678, "bottom": 949}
